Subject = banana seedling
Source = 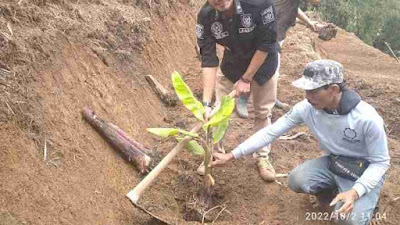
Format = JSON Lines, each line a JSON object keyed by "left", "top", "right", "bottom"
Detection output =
{"left": 147, "top": 71, "right": 235, "bottom": 205}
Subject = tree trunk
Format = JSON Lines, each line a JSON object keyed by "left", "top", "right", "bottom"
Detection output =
{"left": 82, "top": 106, "right": 151, "bottom": 173}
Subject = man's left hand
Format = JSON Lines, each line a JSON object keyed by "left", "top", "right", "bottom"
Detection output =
{"left": 234, "top": 79, "right": 251, "bottom": 96}
{"left": 330, "top": 189, "right": 359, "bottom": 214}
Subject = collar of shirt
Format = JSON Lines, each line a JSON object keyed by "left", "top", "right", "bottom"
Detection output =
{"left": 214, "top": 0, "right": 244, "bottom": 20}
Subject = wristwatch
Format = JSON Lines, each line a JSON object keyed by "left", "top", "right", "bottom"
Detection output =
{"left": 203, "top": 101, "right": 212, "bottom": 107}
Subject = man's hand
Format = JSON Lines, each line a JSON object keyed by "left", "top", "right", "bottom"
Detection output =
{"left": 308, "top": 21, "right": 326, "bottom": 33}
{"left": 211, "top": 152, "right": 234, "bottom": 167}
{"left": 330, "top": 189, "right": 359, "bottom": 214}
{"left": 234, "top": 79, "right": 251, "bottom": 97}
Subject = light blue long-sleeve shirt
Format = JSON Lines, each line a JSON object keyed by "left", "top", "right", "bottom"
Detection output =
{"left": 231, "top": 99, "right": 390, "bottom": 197}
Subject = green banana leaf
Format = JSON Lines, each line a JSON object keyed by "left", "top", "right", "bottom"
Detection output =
{"left": 178, "top": 129, "right": 199, "bottom": 137}
{"left": 203, "top": 95, "right": 235, "bottom": 129}
{"left": 176, "top": 137, "right": 205, "bottom": 156}
{"left": 213, "top": 117, "right": 229, "bottom": 144}
{"left": 147, "top": 128, "right": 198, "bottom": 138}
{"left": 171, "top": 71, "right": 205, "bottom": 121}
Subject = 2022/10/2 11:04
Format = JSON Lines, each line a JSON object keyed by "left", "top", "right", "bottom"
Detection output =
{"left": 304, "top": 211, "right": 387, "bottom": 221}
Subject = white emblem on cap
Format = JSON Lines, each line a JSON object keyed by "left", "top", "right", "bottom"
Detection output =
{"left": 195, "top": 24, "right": 204, "bottom": 39}
{"left": 261, "top": 6, "right": 274, "bottom": 25}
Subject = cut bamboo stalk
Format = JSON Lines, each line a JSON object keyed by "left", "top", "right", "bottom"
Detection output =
{"left": 109, "top": 123, "right": 152, "bottom": 156}
{"left": 82, "top": 106, "right": 151, "bottom": 173}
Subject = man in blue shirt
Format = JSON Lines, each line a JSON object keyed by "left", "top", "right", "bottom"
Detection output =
{"left": 213, "top": 60, "right": 390, "bottom": 225}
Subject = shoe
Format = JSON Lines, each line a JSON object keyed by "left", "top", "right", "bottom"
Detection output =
{"left": 257, "top": 157, "right": 276, "bottom": 182}
{"left": 235, "top": 95, "right": 249, "bottom": 118}
{"left": 309, "top": 195, "right": 320, "bottom": 209}
{"left": 275, "top": 99, "right": 291, "bottom": 111}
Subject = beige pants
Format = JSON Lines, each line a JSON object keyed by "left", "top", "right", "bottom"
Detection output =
{"left": 215, "top": 68, "right": 278, "bottom": 156}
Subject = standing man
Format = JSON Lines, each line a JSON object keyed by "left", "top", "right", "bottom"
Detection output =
{"left": 196, "top": 0, "right": 280, "bottom": 181}
{"left": 213, "top": 60, "right": 390, "bottom": 225}
{"left": 236, "top": 0, "right": 326, "bottom": 118}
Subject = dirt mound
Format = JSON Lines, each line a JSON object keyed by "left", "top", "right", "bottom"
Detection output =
{"left": 1, "top": 0, "right": 399, "bottom": 224}
{"left": 0, "top": 0, "right": 200, "bottom": 224}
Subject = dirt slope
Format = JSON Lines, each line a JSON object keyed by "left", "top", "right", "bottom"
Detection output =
{"left": 1, "top": 0, "right": 399, "bottom": 225}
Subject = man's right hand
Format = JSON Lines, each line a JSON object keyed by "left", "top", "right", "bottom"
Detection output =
{"left": 212, "top": 152, "right": 234, "bottom": 167}
{"left": 234, "top": 79, "right": 251, "bottom": 97}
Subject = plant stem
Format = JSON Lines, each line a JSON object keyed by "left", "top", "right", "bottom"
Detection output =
{"left": 203, "top": 126, "right": 213, "bottom": 206}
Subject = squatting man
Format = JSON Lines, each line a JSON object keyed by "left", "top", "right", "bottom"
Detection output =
{"left": 212, "top": 60, "right": 390, "bottom": 225}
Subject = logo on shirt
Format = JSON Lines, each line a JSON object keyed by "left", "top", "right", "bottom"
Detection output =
{"left": 195, "top": 24, "right": 204, "bottom": 39}
{"left": 239, "top": 14, "right": 255, "bottom": 33}
{"left": 211, "top": 22, "right": 229, "bottom": 39}
{"left": 342, "top": 128, "right": 360, "bottom": 143}
{"left": 239, "top": 26, "right": 255, "bottom": 34}
{"left": 241, "top": 14, "right": 252, "bottom": 28}
{"left": 261, "top": 6, "right": 275, "bottom": 25}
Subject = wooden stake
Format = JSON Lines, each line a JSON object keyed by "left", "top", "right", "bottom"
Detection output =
{"left": 145, "top": 75, "right": 177, "bottom": 106}
{"left": 127, "top": 123, "right": 202, "bottom": 204}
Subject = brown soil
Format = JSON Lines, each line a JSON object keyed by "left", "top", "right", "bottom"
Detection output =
{"left": 1, "top": 1, "right": 399, "bottom": 225}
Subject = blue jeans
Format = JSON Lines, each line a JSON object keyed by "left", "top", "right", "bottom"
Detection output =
{"left": 288, "top": 156, "right": 384, "bottom": 225}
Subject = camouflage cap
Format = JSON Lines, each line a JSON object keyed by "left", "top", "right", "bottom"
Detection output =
{"left": 292, "top": 60, "right": 344, "bottom": 90}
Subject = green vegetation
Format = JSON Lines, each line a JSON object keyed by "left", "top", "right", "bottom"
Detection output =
{"left": 306, "top": 0, "right": 400, "bottom": 57}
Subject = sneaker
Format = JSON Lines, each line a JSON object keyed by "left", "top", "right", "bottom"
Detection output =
{"left": 257, "top": 157, "right": 276, "bottom": 182}
{"left": 235, "top": 95, "right": 249, "bottom": 119}
{"left": 275, "top": 99, "right": 291, "bottom": 111}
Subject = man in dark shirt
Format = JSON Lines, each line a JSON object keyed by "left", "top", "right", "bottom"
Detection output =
{"left": 236, "top": 0, "right": 325, "bottom": 116}
{"left": 196, "top": 0, "right": 280, "bottom": 181}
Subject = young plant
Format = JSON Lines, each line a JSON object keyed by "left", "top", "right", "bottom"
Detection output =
{"left": 147, "top": 71, "right": 235, "bottom": 205}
